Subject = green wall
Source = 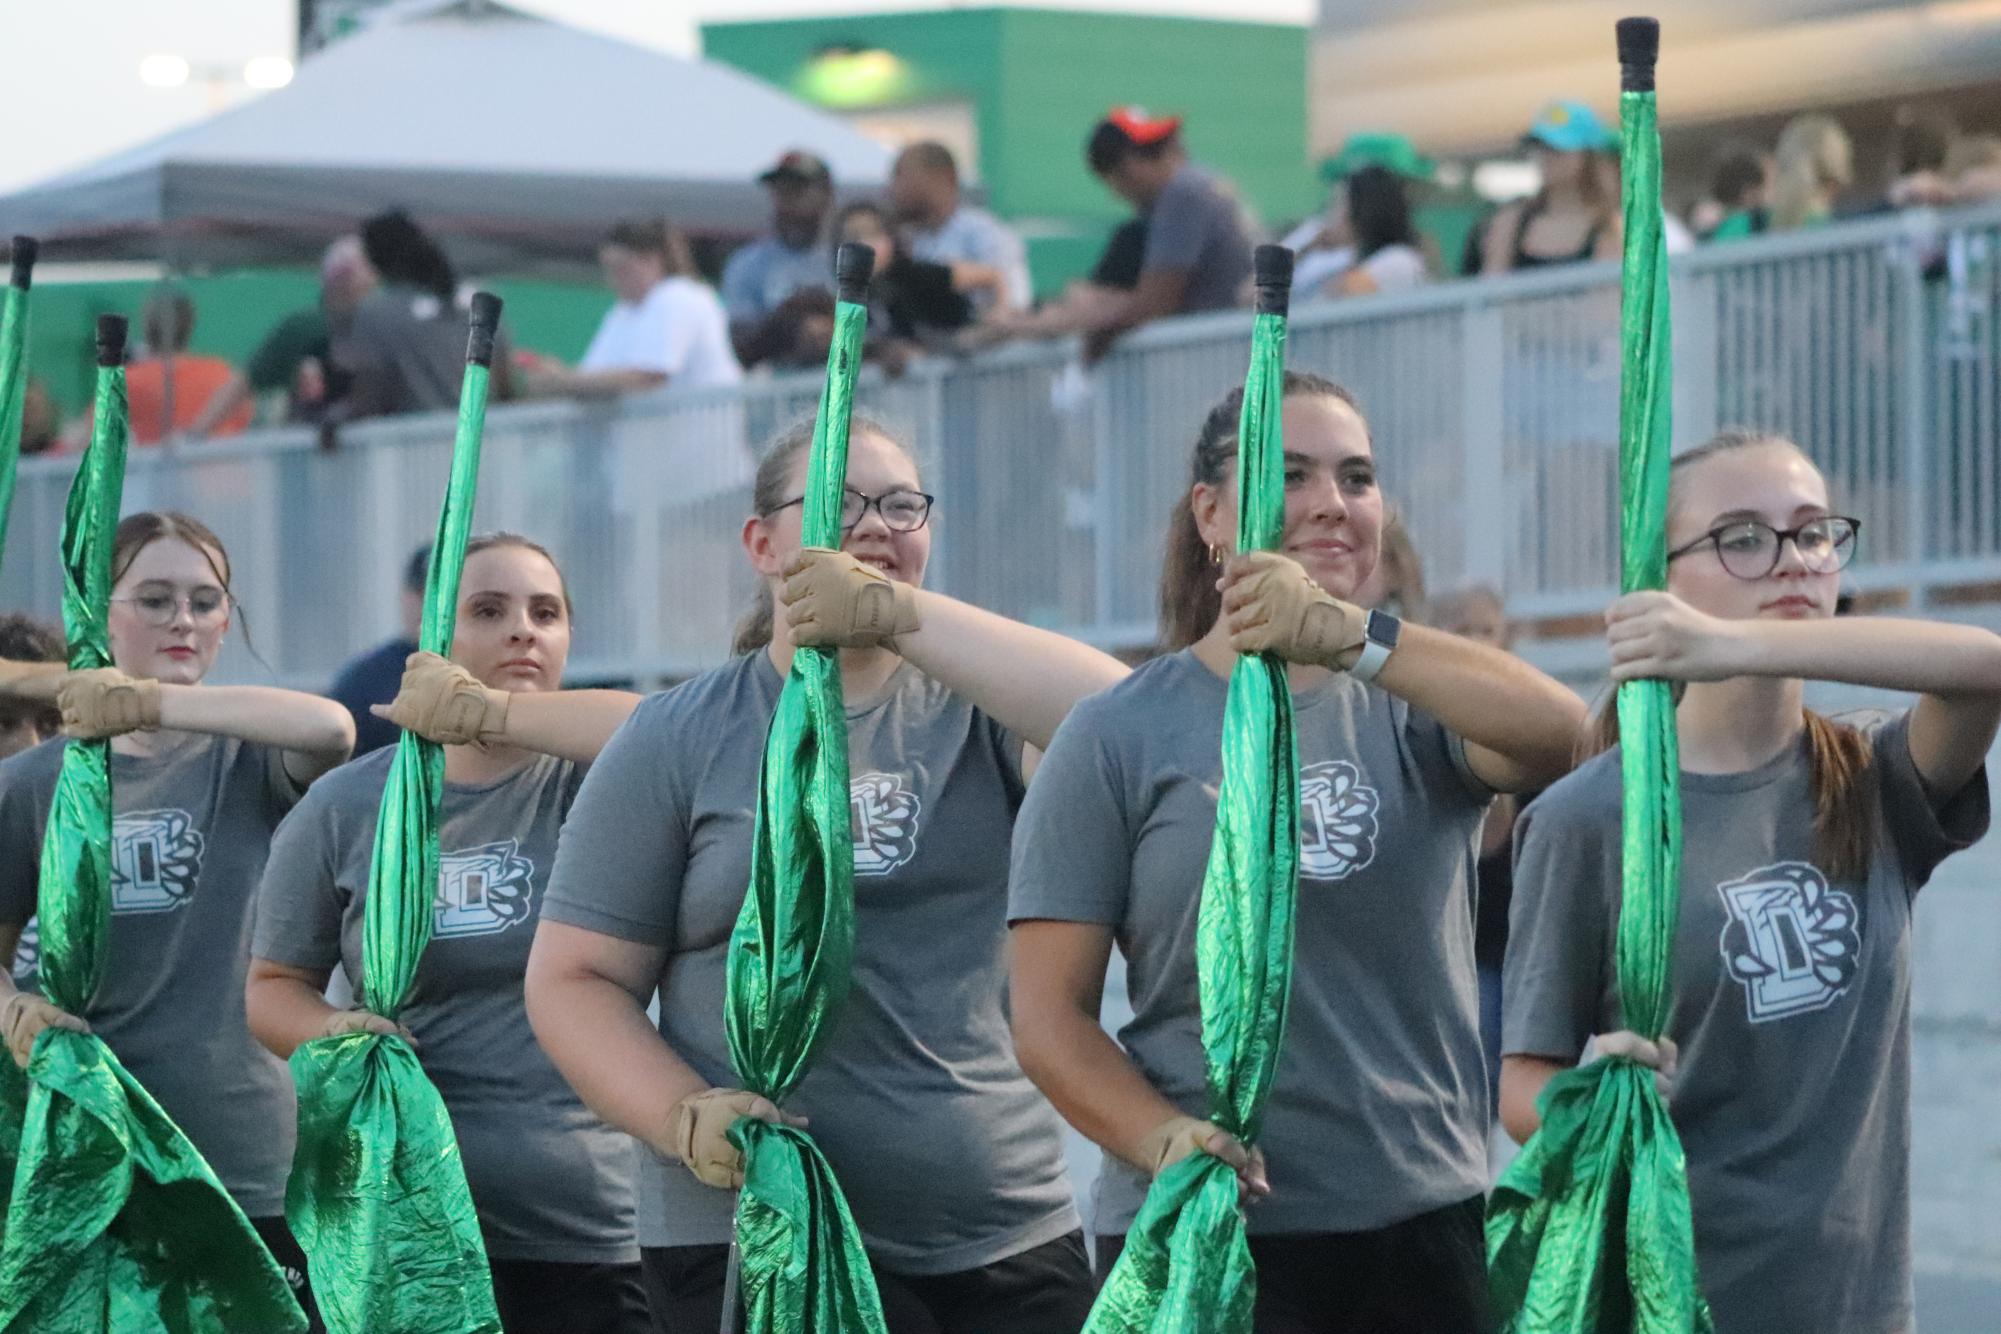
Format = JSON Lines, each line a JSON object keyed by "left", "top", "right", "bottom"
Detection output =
{"left": 703, "top": 8, "right": 1315, "bottom": 293}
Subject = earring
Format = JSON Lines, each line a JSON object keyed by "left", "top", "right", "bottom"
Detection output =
{"left": 1207, "top": 544, "right": 1225, "bottom": 565}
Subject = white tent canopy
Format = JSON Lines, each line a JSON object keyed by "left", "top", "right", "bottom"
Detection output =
{"left": 0, "top": 0, "right": 891, "bottom": 271}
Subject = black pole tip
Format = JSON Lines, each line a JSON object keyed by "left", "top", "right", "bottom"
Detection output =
{"left": 95, "top": 314, "right": 128, "bottom": 367}
{"left": 8, "top": 236, "right": 37, "bottom": 291}
{"left": 835, "top": 242, "right": 875, "bottom": 304}
{"left": 1618, "top": 17, "right": 1659, "bottom": 89}
{"left": 1253, "top": 244, "right": 1294, "bottom": 315}
{"left": 465, "top": 291, "right": 503, "bottom": 366}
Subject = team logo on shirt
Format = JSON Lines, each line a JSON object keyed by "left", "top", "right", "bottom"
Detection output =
{"left": 1298, "top": 761, "right": 1380, "bottom": 881}
{"left": 10, "top": 916, "right": 36, "bottom": 979}
{"left": 110, "top": 810, "right": 205, "bottom": 914}
{"left": 850, "top": 772, "right": 921, "bottom": 877}
{"left": 433, "top": 839, "right": 537, "bottom": 939}
{"left": 1718, "top": 860, "right": 1862, "bottom": 1023}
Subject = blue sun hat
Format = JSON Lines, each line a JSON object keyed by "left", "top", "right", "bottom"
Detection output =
{"left": 1524, "top": 99, "right": 1617, "bottom": 153}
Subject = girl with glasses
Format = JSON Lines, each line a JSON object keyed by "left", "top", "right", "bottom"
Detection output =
{"left": 402, "top": 413, "right": 1123, "bottom": 1333}
{"left": 1501, "top": 429, "right": 2001, "bottom": 1334}
{"left": 0, "top": 510, "right": 355, "bottom": 1331}
{"left": 246, "top": 535, "right": 649, "bottom": 1333}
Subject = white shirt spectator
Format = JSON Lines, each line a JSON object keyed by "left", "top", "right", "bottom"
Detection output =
{"left": 580, "top": 277, "right": 743, "bottom": 390}
{"left": 904, "top": 206, "right": 1033, "bottom": 312}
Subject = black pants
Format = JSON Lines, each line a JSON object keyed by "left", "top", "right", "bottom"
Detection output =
{"left": 1096, "top": 1197, "right": 1492, "bottom": 1334}
{"left": 643, "top": 1230, "right": 1095, "bottom": 1334}
{"left": 250, "top": 1215, "right": 324, "bottom": 1334}
{"left": 489, "top": 1257, "right": 651, "bottom": 1334}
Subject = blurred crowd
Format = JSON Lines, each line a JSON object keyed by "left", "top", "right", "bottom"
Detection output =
{"left": 17, "top": 97, "right": 2000, "bottom": 451}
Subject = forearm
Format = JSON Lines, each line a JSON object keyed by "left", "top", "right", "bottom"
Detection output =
{"left": 1731, "top": 617, "right": 2001, "bottom": 696}
{"left": 245, "top": 971, "right": 340, "bottom": 1058}
{"left": 1499, "top": 1054, "right": 1566, "bottom": 1145}
{"left": 494, "top": 690, "right": 641, "bottom": 764}
{"left": 0, "top": 660, "right": 65, "bottom": 702}
{"left": 1376, "top": 625, "right": 1586, "bottom": 785}
{"left": 898, "top": 594, "right": 1125, "bottom": 748}
{"left": 544, "top": 368, "right": 669, "bottom": 400}
{"left": 157, "top": 685, "right": 354, "bottom": 778}
{"left": 525, "top": 967, "right": 707, "bottom": 1151}
{"left": 1015, "top": 1002, "right": 1182, "bottom": 1173}
{"left": 188, "top": 374, "right": 251, "bottom": 437}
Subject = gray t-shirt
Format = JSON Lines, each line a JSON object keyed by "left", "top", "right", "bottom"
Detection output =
{"left": 1503, "top": 711, "right": 1990, "bottom": 1334}
{"left": 1009, "top": 649, "right": 1493, "bottom": 1236}
{"left": 251, "top": 748, "right": 637, "bottom": 1264}
{"left": 539, "top": 652, "right": 1080, "bottom": 1275}
{"left": 1144, "top": 165, "right": 1255, "bottom": 314}
{"left": 0, "top": 732, "right": 302, "bottom": 1216}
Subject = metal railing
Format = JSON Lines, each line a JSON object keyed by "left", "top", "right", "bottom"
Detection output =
{"left": 5, "top": 201, "right": 1997, "bottom": 688}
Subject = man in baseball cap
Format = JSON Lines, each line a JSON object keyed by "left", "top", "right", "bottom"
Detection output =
{"left": 722, "top": 149, "right": 837, "bottom": 367}
{"left": 1077, "top": 106, "right": 1255, "bottom": 362}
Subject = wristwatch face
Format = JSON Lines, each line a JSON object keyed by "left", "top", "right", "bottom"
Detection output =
{"left": 1366, "top": 610, "right": 1402, "bottom": 650}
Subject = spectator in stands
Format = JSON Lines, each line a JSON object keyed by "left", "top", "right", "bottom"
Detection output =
{"left": 1481, "top": 100, "right": 1621, "bottom": 275}
{"left": 1305, "top": 166, "right": 1428, "bottom": 300}
{"left": 1883, "top": 104, "right": 1960, "bottom": 210}
{"left": 326, "top": 543, "right": 428, "bottom": 757}
{"left": 189, "top": 236, "right": 378, "bottom": 437}
{"left": 722, "top": 151, "right": 837, "bottom": 369}
{"left": 888, "top": 141, "right": 1031, "bottom": 317}
{"left": 336, "top": 210, "right": 515, "bottom": 421}
{"left": 1080, "top": 106, "right": 1256, "bottom": 363}
{"left": 961, "top": 218, "right": 1147, "bottom": 349}
{"left": 1769, "top": 114, "right": 1853, "bottom": 231}
{"left": 1693, "top": 142, "right": 1772, "bottom": 240}
{"left": 17, "top": 381, "right": 57, "bottom": 456}
{"left": 1286, "top": 133, "right": 1433, "bottom": 297}
{"left": 120, "top": 288, "right": 254, "bottom": 445}
{"left": 0, "top": 615, "right": 63, "bottom": 760}
{"left": 1946, "top": 136, "right": 2001, "bottom": 204}
{"left": 836, "top": 200, "right": 1009, "bottom": 350}
{"left": 1595, "top": 150, "right": 1697, "bottom": 255}
{"left": 529, "top": 218, "right": 742, "bottom": 398}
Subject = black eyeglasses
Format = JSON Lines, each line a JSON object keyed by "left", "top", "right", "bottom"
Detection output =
{"left": 1666, "top": 515, "right": 1860, "bottom": 580}
{"left": 766, "top": 487, "right": 935, "bottom": 533}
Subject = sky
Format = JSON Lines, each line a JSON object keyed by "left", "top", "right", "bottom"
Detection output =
{"left": 0, "top": 0, "right": 1312, "bottom": 193}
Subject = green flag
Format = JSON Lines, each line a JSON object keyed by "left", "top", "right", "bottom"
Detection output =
{"left": 0, "top": 315, "right": 306, "bottom": 1332}
{"left": 0, "top": 238, "right": 37, "bottom": 561}
{"left": 1085, "top": 245, "right": 1301, "bottom": 1334}
{"left": 285, "top": 294, "right": 506, "bottom": 1334}
{"left": 1486, "top": 20, "right": 1714, "bottom": 1333}
{"left": 723, "top": 243, "right": 889, "bottom": 1333}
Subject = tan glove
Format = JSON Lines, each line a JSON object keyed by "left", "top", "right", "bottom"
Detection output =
{"left": 370, "top": 651, "right": 509, "bottom": 745}
{"left": 58, "top": 667, "right": 162, "bottom": 739}
{"left": 1220, "top": 552, "right": 1367, "bottom": 669}
{"left": 779, "top": 548, "right": 922, "bottom": 650}
{"left": 1133, "top": 1113, "right": 1272, "bottom": 1202}
{"left": 2, "top": 991, "right": 90, "bottom": 1069}
{"left": 320, "top": 1008, "right": 416, "bottom": 1047}
{"left": 665, "top": 1088, "right": 803, "bottom": 1190}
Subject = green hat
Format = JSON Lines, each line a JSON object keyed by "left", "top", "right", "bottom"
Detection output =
{"left": 1319, "top": 132, "right": 1433, "bottom": 184}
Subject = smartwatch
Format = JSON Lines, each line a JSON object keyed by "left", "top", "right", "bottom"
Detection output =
{"left": 1348, "top": 609, "right": 1402, "bottom": 684}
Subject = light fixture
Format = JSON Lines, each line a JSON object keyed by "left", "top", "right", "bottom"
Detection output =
{"left": 243, "top": 56, "right": 295, "bottom": 90}
{"left": 138, "top": 53, "right": 192, "bottom": 88}
{"left": 801, "top": 42, "right": 908, "bottom": 108}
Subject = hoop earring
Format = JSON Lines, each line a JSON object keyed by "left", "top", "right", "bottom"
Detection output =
{"left": 1207, "top": 544, "right": 1225, "bottom": 565}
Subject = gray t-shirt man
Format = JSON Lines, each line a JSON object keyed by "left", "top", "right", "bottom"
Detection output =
{"left": 252, "top": 748, "right": 637, "bottom": 1264}
{"left": 1504, "top": 711, "right": 1989, "bottom": 1334}
{"left": 1009, "top": 649, "right": 1493, "bottom": 1237}
{"left": 0, "top": 732, "right": 302, "bottom": 1217}
{"left": 539, "top": 652, "right": 1079, "bottom": 1276}
{"left": 1143, "top": 165, "right": 1256, "bottom": 314}
{"left": 904, "top": 206, "right": 1032, "bottom": 314}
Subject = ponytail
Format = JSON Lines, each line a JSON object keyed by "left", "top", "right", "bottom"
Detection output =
{"left": 1157, "top": 371, "right": 1365, "bottom": 651}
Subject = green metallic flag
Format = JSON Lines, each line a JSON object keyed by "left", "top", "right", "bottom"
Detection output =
{"left": 1487, "top": 20, "right": 1714, "bottom": 1334}
{"left": 0, "top": 315, "right": 306, "bottom": 1332}
{"left": 285, "top": 294, "right": 506, "bottom": 1334}
{"left": 723, "top": 243, "right": 889, "bottom": 1334}
{"left": 1085, "top": 245, "right": 1301, "bottom": 1334}
{"left": 0, "top": 238, "right": 38, "bottom": 560}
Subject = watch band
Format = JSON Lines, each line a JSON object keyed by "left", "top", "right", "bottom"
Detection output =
{"left": 1349, "top": 610, "right": 1401, "bottom": 684}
